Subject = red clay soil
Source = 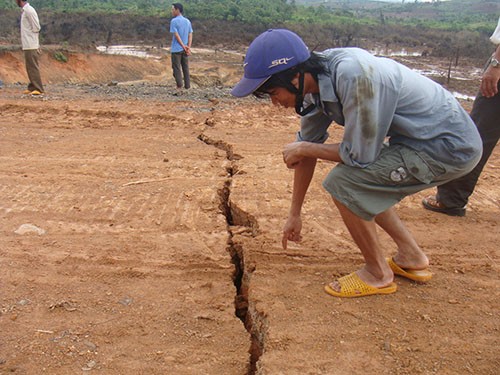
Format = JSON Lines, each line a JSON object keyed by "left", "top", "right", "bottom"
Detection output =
{"left": 0, "top": 48, "right": 498, "bottom": 374}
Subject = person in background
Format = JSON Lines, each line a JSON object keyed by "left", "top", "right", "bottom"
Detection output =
{"left": 422, "top": 17, "right": 500, "bottom": 216}
{"left": 231, "top": 29, "right": 482, "bottom": 298}
{"left": 170, "top": 3, "right": 193, "bottom": 90}
{"left": 16, "top": 0, "right": 44, "bottom": 96}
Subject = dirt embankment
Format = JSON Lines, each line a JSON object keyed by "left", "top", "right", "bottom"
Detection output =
{"left": 0, "top": 44, "right": 483, "bottom": 100}
{"left": 0, "top": 46, "right": 244, "bottom": 89}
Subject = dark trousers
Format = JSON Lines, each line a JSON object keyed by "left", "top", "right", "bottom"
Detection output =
{"left": 171, "top": 51, "right": 190, "bottom": 89}
{"left": 24, "top": 49, "right": 44, "bottom": 92}
{"left": 437, "top": 85, "right": 500, "bottom": 208}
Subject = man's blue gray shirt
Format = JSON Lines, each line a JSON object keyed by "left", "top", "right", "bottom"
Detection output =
{"left": 298, "top": 48, "right": 482, "bottom": 168}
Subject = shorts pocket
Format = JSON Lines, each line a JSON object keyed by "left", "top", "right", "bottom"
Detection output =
{"left": 399, "top": 148, "right": 446, "bottom": 184}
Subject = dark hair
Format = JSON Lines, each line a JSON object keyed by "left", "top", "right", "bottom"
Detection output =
{"left": 254, "top": 52, "right": 326, "bottom": 98}
{"left": 172, "top": 3, "right": 183, "bottom": 13}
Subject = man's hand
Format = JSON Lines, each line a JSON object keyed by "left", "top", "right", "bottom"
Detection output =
{"left": 282, "top": 215, "right": 302, "bottom": 250}
{"left": 282, "top": 142, "right": 303, "bottom": 169}
{"left": 480, "top": 65, "right": 500, "bottom": 98}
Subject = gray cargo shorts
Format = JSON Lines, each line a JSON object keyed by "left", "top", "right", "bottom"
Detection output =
{"left": 322, "top": 144, "right": 478, "bottom": 221}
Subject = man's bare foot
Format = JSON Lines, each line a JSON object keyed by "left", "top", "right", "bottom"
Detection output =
{"left": 392, "top": 252, "right": 429, "bottom": 271}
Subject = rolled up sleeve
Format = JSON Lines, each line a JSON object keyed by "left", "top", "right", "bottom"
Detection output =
{"left": 297, "top": 99, "right": 331, "bottom": 143}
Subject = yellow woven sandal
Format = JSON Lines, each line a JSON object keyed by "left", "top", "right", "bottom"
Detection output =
{"left": 387, "top": 258, "right": 433, "bottom": 283}
{"left": 324, "top": 272, "right": 397, "bottom": 298}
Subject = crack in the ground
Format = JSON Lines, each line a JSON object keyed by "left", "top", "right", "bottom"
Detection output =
{"left": 198, "top": 131, "right": 266, "bottom": 375}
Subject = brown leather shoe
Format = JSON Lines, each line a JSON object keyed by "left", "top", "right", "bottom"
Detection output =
{"left": 422, "top": 195, "right": 465, "bottom": 217}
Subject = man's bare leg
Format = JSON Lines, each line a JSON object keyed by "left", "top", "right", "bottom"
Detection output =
{"left": 329, "top": 198, "right": 393, "bottom": 291}
{"left": 374, "top": 207, "right": 429, "bottom": 270}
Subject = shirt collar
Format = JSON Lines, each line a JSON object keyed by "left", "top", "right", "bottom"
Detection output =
{"left": 316, "top": 66, "right": 339, "bottom": 103}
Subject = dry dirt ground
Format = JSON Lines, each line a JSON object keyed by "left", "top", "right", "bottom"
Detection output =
{"left": 0, "top": 48, "right": 499, "bottom": 375}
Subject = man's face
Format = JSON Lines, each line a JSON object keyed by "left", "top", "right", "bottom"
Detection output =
{"left": 16, "top": 0, "right": 23, "bottom": 8}
{"left": 267, "top": 87, "right": 296, "bottom": 109}
{"left": 171, "top": 6, "right": 179, "bottom": 17}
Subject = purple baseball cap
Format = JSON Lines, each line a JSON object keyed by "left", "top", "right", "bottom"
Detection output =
{"left": 231, "top": 29, "right": 310, "bottom": 97}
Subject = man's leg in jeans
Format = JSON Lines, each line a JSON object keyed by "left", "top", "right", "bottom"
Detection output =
{"left": 181, "top": 53, "right": 190, "bottom": 89}
{"left": 436, "top": 90, "right": 500, "bottom": 208}
{"left": 171, "top": 53, "right": 183, "bottom": 88}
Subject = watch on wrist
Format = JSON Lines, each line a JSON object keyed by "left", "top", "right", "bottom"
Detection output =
{"left": 491, "top": 57, "right": 500, "bottom": 68}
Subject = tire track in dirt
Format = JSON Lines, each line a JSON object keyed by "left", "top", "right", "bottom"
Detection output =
{"left": 0, "top": 97, "right": 250, "bottom": 374}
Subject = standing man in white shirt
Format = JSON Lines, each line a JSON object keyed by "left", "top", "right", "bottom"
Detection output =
{"left": 422, "top": 17, "right": 500, "bottom": 216}
{"left": 16, "top": 0, "right": 44, "bottom": 96}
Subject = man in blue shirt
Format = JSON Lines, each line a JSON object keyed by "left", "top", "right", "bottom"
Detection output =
{"left": 232, "top": 29, "right": 482, "bottom": 298}
{"left": 170, "top": 3, "right": 193, "bottom": 89}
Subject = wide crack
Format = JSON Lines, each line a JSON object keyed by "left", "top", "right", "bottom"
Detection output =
{"left": 198, "top": 131, "right": 265, "bottom": 375}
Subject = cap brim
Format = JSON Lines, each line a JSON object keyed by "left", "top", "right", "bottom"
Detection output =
{"left": 231, "top": 76, "right": 270, "bottom": 97}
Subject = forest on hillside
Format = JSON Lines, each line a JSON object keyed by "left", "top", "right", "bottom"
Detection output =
{"left": 0, "top": 0, "right": 498, "bottom": 60}
{"left": 0, "top": 0, "right": 497, "bottom": 31}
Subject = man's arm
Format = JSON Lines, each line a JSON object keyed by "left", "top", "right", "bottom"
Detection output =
{"left": 173, "top": 31, "right": 192, "bottom": 55}
{"left": 480, "top": 44, "right": 500, "bottom": 98}
{"left": 173, "top": 32, "right": 185, "bottom": 48}
{"left": 185, "top": 32, "right": 192, "bottom": 55}
{"left": 283, "top": 141, "right": 341, "bottom": 169}
{"left": 26, "top": 8, "right": 41, "bottom": 33}
{"left": 282, "top": 157, "right": 317, "bottom": 249}
{"left": 281, "top": 141, "right": 341, "bottom": 249}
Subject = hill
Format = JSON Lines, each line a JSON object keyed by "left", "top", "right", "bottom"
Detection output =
{"left": 0, "top": 0, "right": 498, "bottom": 61}
{"left": 0, "top": 0, "right": 497, "bottom": 33}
